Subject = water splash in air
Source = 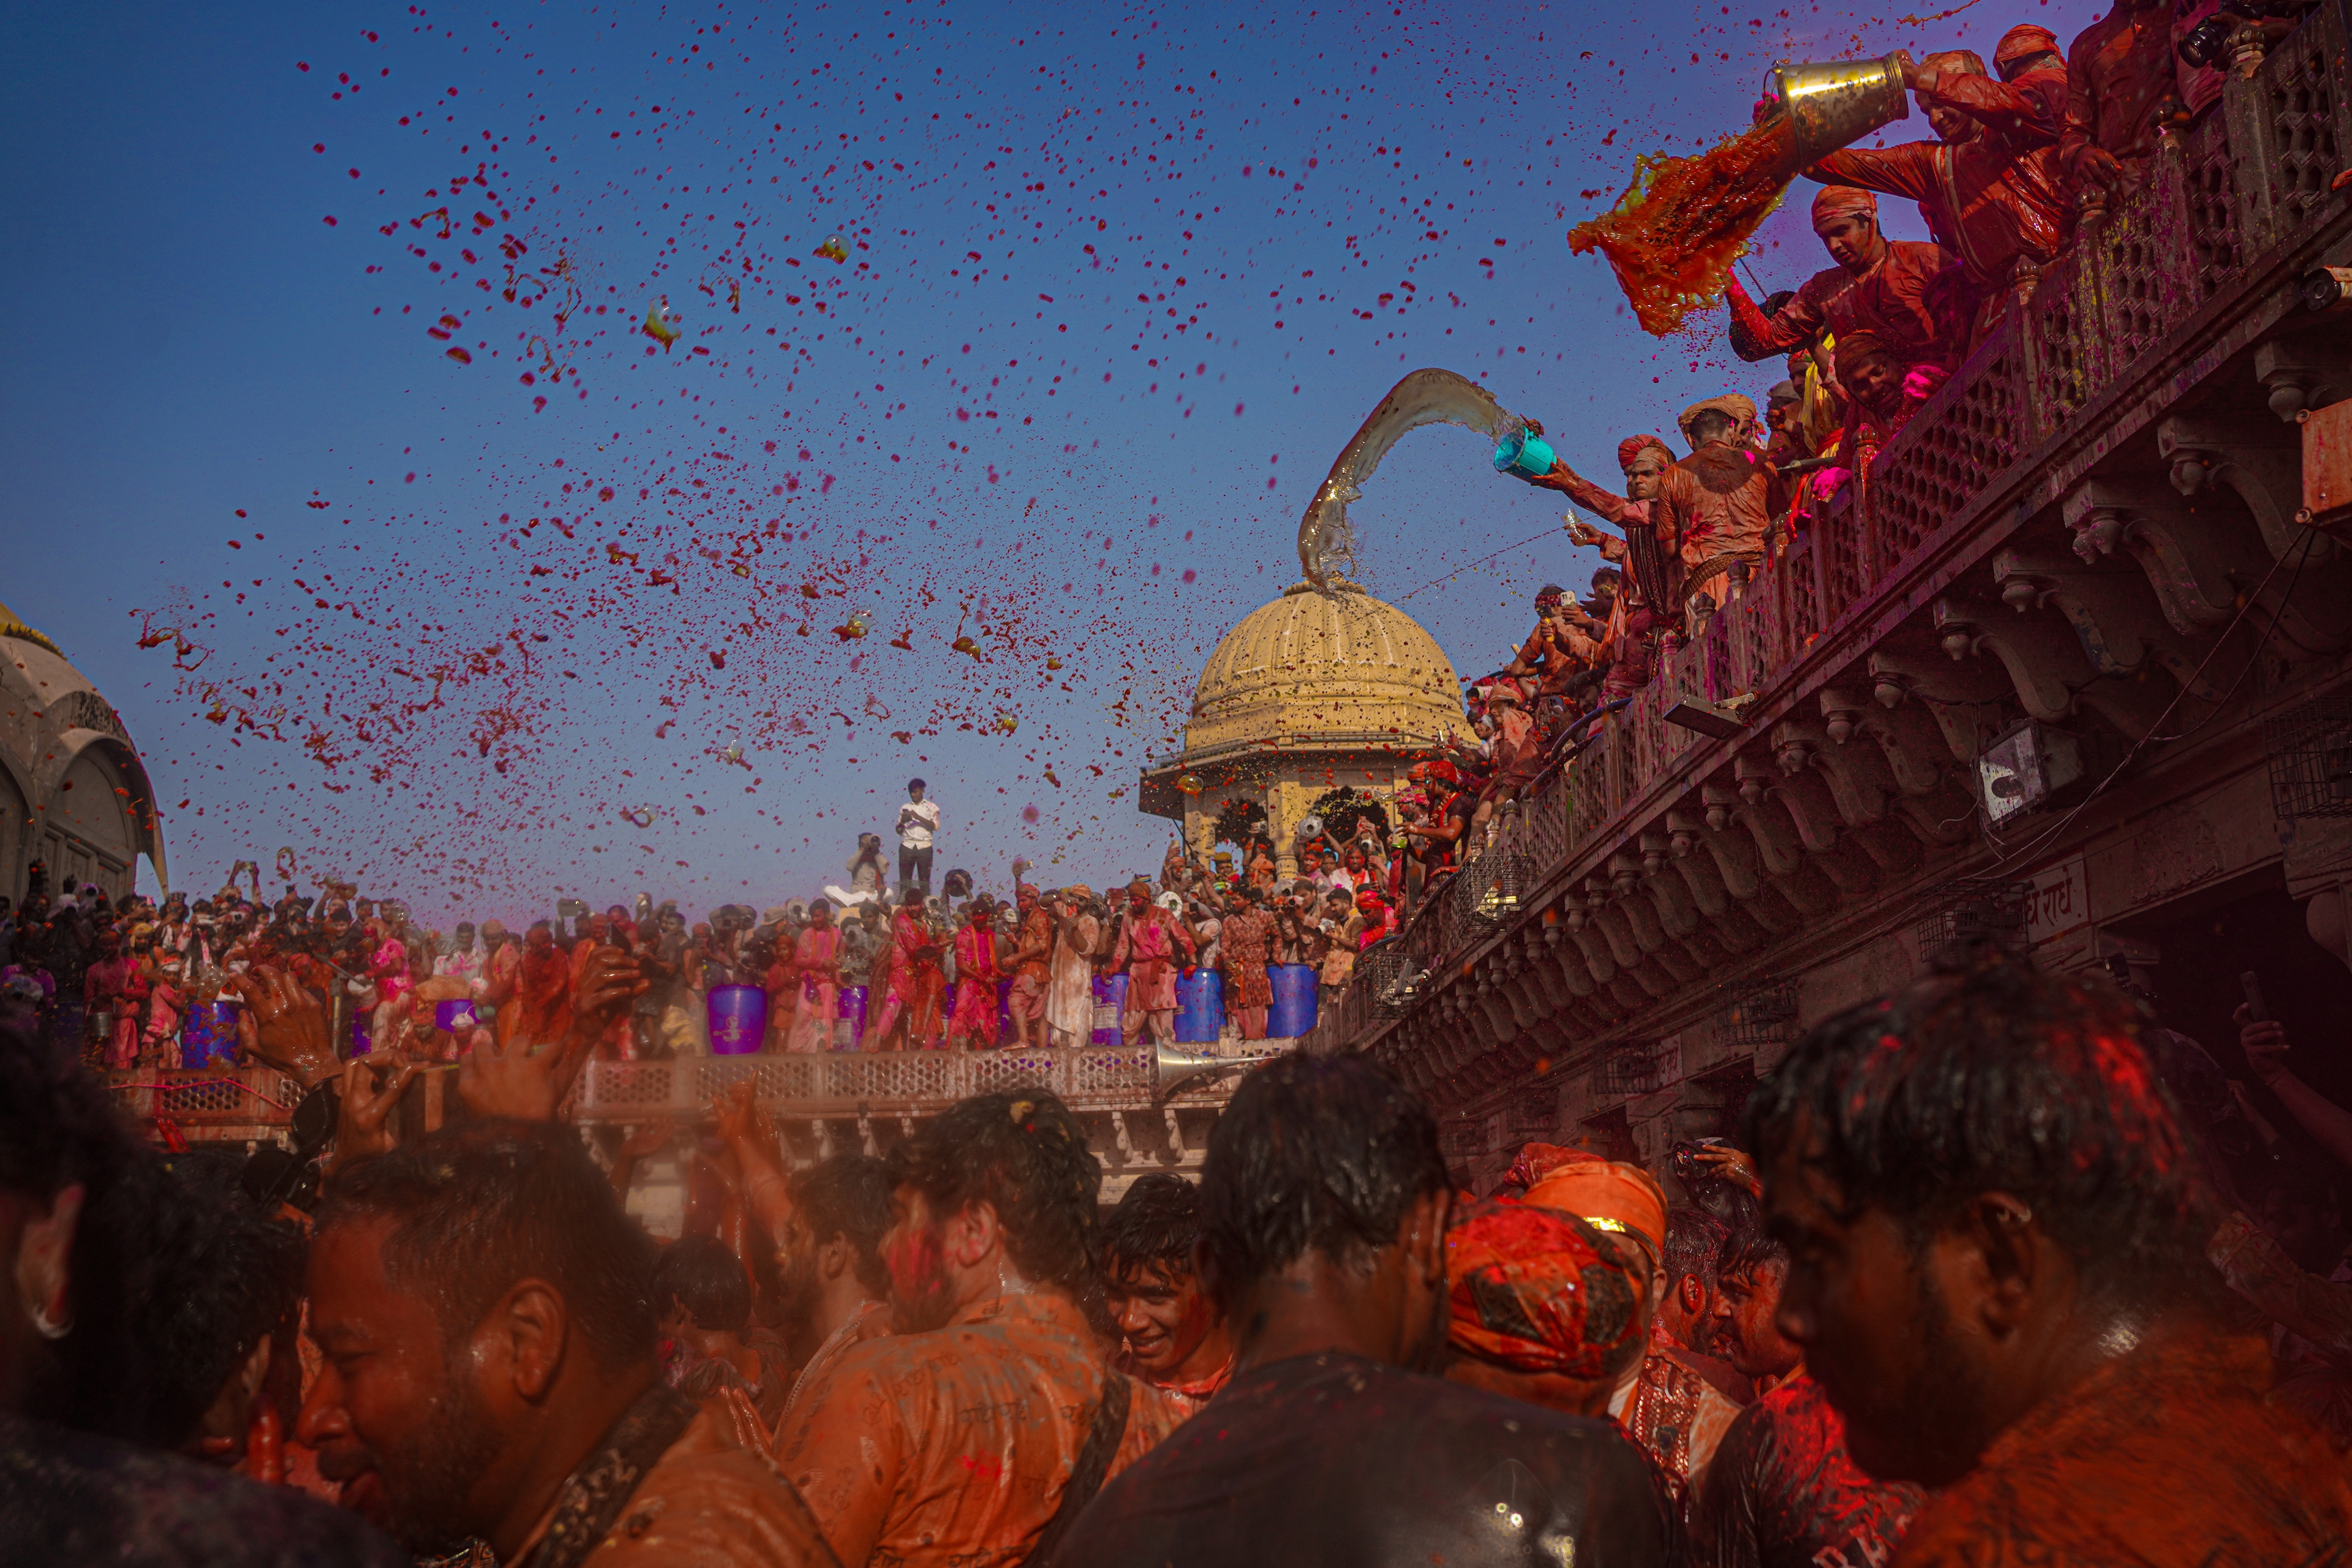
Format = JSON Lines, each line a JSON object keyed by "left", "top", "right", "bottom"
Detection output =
{"left": 1295, "top": 368, "right": 1525, "bottom": 590}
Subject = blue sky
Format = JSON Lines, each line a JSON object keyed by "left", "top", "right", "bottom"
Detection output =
{"left": 1, "top": 0, "right": 2100, "bottom": 920}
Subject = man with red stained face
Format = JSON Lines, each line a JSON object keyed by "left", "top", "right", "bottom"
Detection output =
{"left": 1706, "top": 1232, "right": 1803, "bottom": 1396}
{"left": 1101, "top": 1174, "right": 1233, "bottom": 1414}
{"left": 772, "top": 1092, "right": 1184, "bottom": 1568}
{"left": 1740, "top": 951, "right": 2352, "bottom": 1568}
{"left": 296, "top": 1120, "right": 837, "bottom": 1567}
{"left": 503, "top": 919, "right": 573, "bottom": 1048}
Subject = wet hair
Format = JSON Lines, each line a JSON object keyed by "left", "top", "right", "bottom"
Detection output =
{"left": 1686, "top": 407, "right": 1739, "bottom": 445}
{"left": 145, "top": 1149, "right": 306, "bottom": 1447}
{"left": 317, "top": 1119, "right": 657, "bottom": 1374}
{"left": 651, "top": 1234, "right": 752, "bottom": 1334}
{"left": 888, "top": 1091, "right": 1101, "bottom": 1295}
{"left": 1744, "top": 948, "right": 2209, "bottom": 1313}
{"left": 1199, "top": 1052, "right": 1446, "bottom": 1302}
{"left": 1718, "top": 1226, "right": 1789, "bottom": 1283}
{"left": 1662, "top": 1205, "right": 1730, "bottom": 1291}
{"left": 790, "top": 1154, "right": 895, "bottom": 1297}
{"left": 1102, "top": 1173, "right": 1206, "bottom": 1282}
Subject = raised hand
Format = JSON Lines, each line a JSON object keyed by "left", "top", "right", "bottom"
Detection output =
{"left": 456, "top": 1029, "right": 590, "bottom": 1123}
{"left": 226, "top": 966, "right": 341, "bottom": 1089}
{"left": 1691, "top": 1143, "right": 1762, "bottom": 1197}
{"left": 568, "top": 943, "right": 649, "bottom": 1047}
{"left": 2236, "top": 1003, "right": 2290, "bottom": 1086}
{"left": 329, "top": 1050, "right": 420, "bottom": 1176}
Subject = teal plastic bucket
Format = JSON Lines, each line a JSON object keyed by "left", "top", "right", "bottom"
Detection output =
{"left": 1493, "top": 426, "right": 1556, "bottom": 481}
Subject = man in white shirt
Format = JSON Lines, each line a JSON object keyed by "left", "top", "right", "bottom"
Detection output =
{"left": 895, "top": 777, "right": 941, "bottom": 894}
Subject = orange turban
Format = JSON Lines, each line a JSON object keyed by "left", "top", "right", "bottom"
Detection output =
{"left": 1616, "top": 434, "right": 1672, "bottom": 471}
{"left": 1523, "top": 1150, "right": 1670, "bottom": 1257}
{"left": 1446, "top": 1196, "right": 1645, "bottom": 1378}
{"left": 1809, "top": 184, "right": 1877, "bottom": 230}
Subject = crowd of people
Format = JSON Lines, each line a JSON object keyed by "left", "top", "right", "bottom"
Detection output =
{"left": 1422, "top": 1, "right": 2247, "bottom": 873}
{"left": 7, "top": 935, "right": 2351, "bottom": 1566}
{"left": 0, "top": 780, "right": 1421, "bottom": 1087}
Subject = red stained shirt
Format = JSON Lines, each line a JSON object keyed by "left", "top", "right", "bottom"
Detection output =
{"left": 1689, "top": 1373, "right": 1923, "bottom": 1568}
{"left": 1890, "top": 1330, "right": 2352, "bottom": 1568}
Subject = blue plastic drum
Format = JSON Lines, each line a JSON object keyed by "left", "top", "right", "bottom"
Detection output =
{"left": 997, "top": 978, "right": 1016, "bottom": 1042}
{"left": 834, "top": 984, "right": 868, "bottom": 1051}
{"left": 1174, "top": 969, "right": 1223, "bottom": 1044}
{"left": 707, "top": 984, "right": 767, "bottom": 1056}
{"left": 1267, "top": 963, "right": 1319, "bottom": 1039}
{"left": 181, "top": 1000, "right": 239, "bottom": 1069}
{"left": 433, "top": 998, "right": 479, "bottom": 1035}
{"left": 1090, "top": 973, "right": 1129, "bottom": 1047}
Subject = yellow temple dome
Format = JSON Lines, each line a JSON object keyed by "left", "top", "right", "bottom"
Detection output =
{"left": 1185, "top": 579, "right": 1464, "bottom": 755}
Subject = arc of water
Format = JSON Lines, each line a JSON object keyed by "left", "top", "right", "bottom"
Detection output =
{"left": 1295, "top": 368, "right": 1525, "bottom": 592}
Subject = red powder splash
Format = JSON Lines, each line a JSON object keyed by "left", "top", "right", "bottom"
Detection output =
{"left": 1568, "top": 115, "right": 1794, "bottom": 337}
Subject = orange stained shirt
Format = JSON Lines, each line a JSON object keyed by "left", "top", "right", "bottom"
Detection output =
{"left": 514, "top": 1403, "right": 842, "bottom": 1568}
{"left": 772, "top": 1289, "right": 1185, "bottom": 1568}
{"left": 1891, "top": 1330, "right": 2352, "bottom": 1568}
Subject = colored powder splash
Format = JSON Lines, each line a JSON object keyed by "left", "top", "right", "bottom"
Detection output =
{"left": 1568, "top": 115, "right": 1795, "bottom": 337}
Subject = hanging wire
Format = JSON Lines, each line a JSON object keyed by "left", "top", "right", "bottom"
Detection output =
{"left": 1395, "top": 515, "right": 1589, "bottom": 603}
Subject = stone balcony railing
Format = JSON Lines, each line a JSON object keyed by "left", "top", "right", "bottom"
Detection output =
{"left": 108, "top": 1045, "right": 1257, "bottom": 1180}
{"left": 1310, "top": 7, "right": 2352, "bottom": 1112}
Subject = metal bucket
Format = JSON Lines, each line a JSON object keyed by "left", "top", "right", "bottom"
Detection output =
{"left": 1758, "top": 54, "right": 1910, "bottom": 171}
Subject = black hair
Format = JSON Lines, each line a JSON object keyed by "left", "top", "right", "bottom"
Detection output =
{"left": 1744, "top": 948, "right": 2209, "bottom": 1314}
{"left": 1686, "top": 407, "right": 1739, "bottom": 445}
{"left": 1590, "top": 567, "right": 1623, "bottom": 587}
{"left": 317, "top": 1119, "right": 657, "bottom": 1373}
{"left": 887, "top": 1091, "right": 1101, "bottom": 1296}
{"left": 650, "top": 1235, "right": 752, "bottom": 1334}
{"left": 1199, "top": 1052, "right": 1446, "bottom": 1302}
{"left": 1719, "top": 1226, "right": 1789, "bottom": 1283}
{"left": 0, "top": 1016, "right": 177, "bottom": 1440}
{"left": 791, "top": 1154, "right": 895, "bottom": 1297}
{"left": 145, "top": 1149, "right": 306, "bottom": 1447}
{"left": 1662, "top": 1205, "right": 1730, "bottom": 1290}
{"left": 908, "top": 777, "right": 927, "bottom": 792}
{"left": 1102, "top": 1173, "right": 1206, "bottom": 1282}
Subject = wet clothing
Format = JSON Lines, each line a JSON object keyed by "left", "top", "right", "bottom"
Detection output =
{"left": 1690, "top": 1373, "right": 1923, "bottom": 1568}
{"left": 1652, "top": 444, "right": 1781, "bottom": 607}
{"left": 1610, "top": 1348, "right": 1746, "bottom": 1508}
{"left": 1727, "top": 241, "right": 1961, "bottom": 372}
{"left": 948, "top": 925, "right": 1001, "bottom": 1047}
{"left": 0, "top": 1411, "right": 409, "bottom": 1567}
{"left": 510, "top": 1386, "right": 839, "bottom": 1568}
{"left": 1891, "top": 1330, "right": 2352, "bottom": 1567}
{"left": 1219, "top": 908, "right": 1275, "bottom": 1011}
{"left": 786, "top": 926, "right": 839, "bottom": 1054}
{"left": 1110, "top": 908, "right": 1192, "bottom": 1019}
{"left": 2062, "top": 0, "right": 2187, "bottom": 195}
{"left": 775, "top": 1291, "right": 1183, "bottom": 1568}
{"left": 1052, "top": 1351, "right": 1676, "bottom": 1568}
{"left": 1807, "top": 129, "right": 2070, "bottom": 349}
